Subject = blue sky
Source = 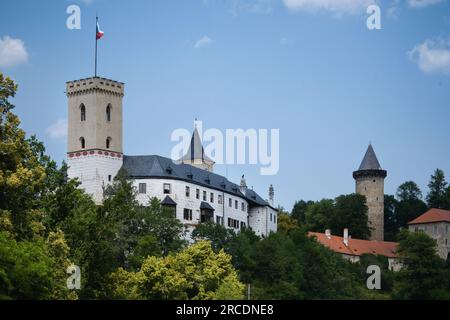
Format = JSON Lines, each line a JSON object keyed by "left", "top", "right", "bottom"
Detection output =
{"left": 1, "top": 0, "right": 450, "bottom": 210}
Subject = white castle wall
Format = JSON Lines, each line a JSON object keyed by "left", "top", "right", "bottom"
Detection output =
{"left": 131, "top": 178, "right": 276, "bottom": 238}
{"left": 248, "top": 205, "right": 278, "bottom": 237}
{"left": 67, "top": 151, "right": 123, "bottom": 203}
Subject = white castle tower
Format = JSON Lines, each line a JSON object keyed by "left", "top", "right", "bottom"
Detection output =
{"left": 66, "top": 77, "right": 125, "bottom": 203}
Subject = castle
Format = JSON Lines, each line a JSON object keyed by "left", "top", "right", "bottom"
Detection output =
{"left": 65, "top": 77, "right": 278, "bottom": 238}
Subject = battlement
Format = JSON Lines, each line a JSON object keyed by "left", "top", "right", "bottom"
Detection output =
{"left": 66, "top": 77, "right": 125, "bottom": 97}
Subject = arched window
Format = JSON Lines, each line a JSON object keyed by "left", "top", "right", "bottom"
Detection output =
{"left": 106, "top": 137, "right": 111, "bottom": 149}
{"left": 80, "top": 104, "right": 86, "bottom": 121}
{"left": 80, "top": 137, "right": 85, "bottom": 149}
{"left": 106, "top": 104, "right": 111, "bottom": 122}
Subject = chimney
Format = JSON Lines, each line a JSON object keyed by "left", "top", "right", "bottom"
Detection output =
{"left": 343, "top": 228, "right": 349, "bottom": 246}
{"left": 268, "top": 184, "right": 274, "bottom": 206}
{"left": 325, "top": 229, "right": 331, "bottom": 239}
{"left": 240, "top": 175, "right": 247, "bottom": 194}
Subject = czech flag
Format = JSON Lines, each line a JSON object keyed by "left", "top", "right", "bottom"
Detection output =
{"left": 96, "top": 22, "right": 104, "bottom": 40}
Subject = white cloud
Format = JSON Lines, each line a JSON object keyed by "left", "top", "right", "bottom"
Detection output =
{"left": 283, "top": 0, "right": 376, "bottom": 15}
{"left": 408, "top": 37, "right": 450, "bottom": 74}
{"left": 0, "top": 36, "right": 28, "bottom": 68}
{"left": 231, "top": 0, "right": 274, "bottom": 15}
{"left": 46, "top": 119, "right": 68, "bottom": 140}
{"left": 194, "top": 36, "right": 213, "bottom": 49}
{"left": 407, "top": 0, "right": 445, "bottom": 8}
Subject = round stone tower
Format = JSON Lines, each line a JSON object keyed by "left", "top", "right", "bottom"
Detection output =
{"left": 353, "top": 144, "right": 387, "bottom": 241}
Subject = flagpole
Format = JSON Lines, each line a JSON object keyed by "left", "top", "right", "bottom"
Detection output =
{"left": 95, "top": 15, "right": 98, "bottom": 77}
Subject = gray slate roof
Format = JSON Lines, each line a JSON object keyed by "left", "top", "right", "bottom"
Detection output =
{"left": 178, "top": 127, "right": 213, "bottom": 162}
{"left": 121, "top": 154, "right": 273, "bottom": 208}
{"left": 358, "top": 144, "right": 382, "bottom": 170}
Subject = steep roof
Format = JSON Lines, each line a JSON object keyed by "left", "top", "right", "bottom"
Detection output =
{"left": 178, "top": 127, "right": 213, "bottom": 163}
{"left": 161, "top": 195, "right": 177, "bottom": 206}
{"left": 309, "top": 232, "right": 398, "bottom": 258}
{"left": 358, "top": 144, "right": 382, "bottom": 170}
{"left": 121, "top": 154, "right": 274, "bottom": 209}
{"left": 408, "top": 208, "right": 450, "bottom": 225}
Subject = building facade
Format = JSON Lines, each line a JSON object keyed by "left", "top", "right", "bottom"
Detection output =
{"left": 408, "top": 208, "right": 450, "bottom": 261}
{"left": 309, "top": 230, "right": 401, "bottom": 271}
{"left": 353, "top": 144, "right": 387, "bottom": 241}
{"left": 66, "top": 76, "right": 277, "bottom": 238}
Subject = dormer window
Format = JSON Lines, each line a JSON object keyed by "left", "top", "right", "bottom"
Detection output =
{"left": 106, "top": 104, "right": 111, "bottom": 122}
{"left": 166, "top": 165, "right": 173, "bottom": 174}
{"left": 80, "top": 104, "right": 86, "bottom": 121}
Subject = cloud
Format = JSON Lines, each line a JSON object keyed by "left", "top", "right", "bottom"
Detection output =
{"left": 408, "top": 37, "right": 450, "bottom": 74}
{"left": 0, "top": 36, "right": 28, "bottom": 68}
{"left": 194, "top": 36, "right": 213, "bottom": 49}
{"left": 46, "top": 119, "right": 68, "bottom": 140}
{"left": 407, "top": 0, "right": 445, "bottom": 8}
{"left": 230, "top": 0, "right": 274, "bottom": 15}
{"left": 283, "top": 0, "right": 376, "bottom": 15}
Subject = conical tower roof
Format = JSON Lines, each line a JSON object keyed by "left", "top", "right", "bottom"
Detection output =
{"left": 179, "top": 126, "right": 213, "bottom": 163}
{"left": 358, "top": 144, "right": 382, "bottom": 170}
{"left": 353, "top": 144, "right": 387, "bottom": 179}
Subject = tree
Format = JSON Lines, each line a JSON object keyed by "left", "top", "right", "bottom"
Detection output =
{"left": 304, "top": 199, "right": 334, "bottom": 233}
{"left": 291, "top": 200, "right": 314, "bottom": 225}
{"left": 331, "top": 194, "right": 370, "bottom": 239}
{"left": 277, "top": 212, "right": 300, "bottom": 234}
{"left": 426, "top": 169, "right": 448, "bottom": 209}
{"left": 191, "top": 222, "right": 235, "bottom": 252}
{"left": 384, "top": 195, "right": 399, "bottom": 241}
{"left": 109, "top": 241, "right": 245, "bottom": 300}
{"left": 394, "top": 230, "right": 449, "bottom": 299}
{"left": 397, "top": 181, "right": 423, "bottom": 202}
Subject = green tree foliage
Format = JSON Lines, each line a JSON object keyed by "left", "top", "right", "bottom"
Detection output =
{"left": 276, "top": 212, "right": 300, "bottom": 234}
{"left": 426, "top": 169, "right": 448, "bottom": 209}
{"left": 304, "top": 199, "right": 334, "bottom": 232}
{"left": 109, "top": 241, "right": 245, "bottom": 300}
{"left": 291, "top": 200, "right": 314, "bottom": 225}
{"left": 384, "top": 195, "right": 398, "bottom": 241}
{"left": 302, "top": 194, "right": 370, "bottom": 239}
{"left": 393, "top": 230, "right": 450, "bottom": 299}
{"left": 331, "top": 194, "right": 370, "bottom": 239}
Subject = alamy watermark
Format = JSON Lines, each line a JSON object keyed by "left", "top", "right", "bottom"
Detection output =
{"left": 66, "top": 265, "right": 81, "bottom": 290}
{"left": 171, "top": 121, "right": 279, "bottom": 175}
{"left": 366, "top": 265, "right": 381, "bottom": 290}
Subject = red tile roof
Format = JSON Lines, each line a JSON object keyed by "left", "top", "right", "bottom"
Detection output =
{"left": 308, "top": 232, "right": 398, "bottom": 258}
{"left": 408, "top": 208, "right": 450, "bottom": 225}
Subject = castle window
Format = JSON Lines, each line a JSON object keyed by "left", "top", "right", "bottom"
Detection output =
{"left": 138, "top": 183, "right": 146, "bottom": 194}
{"left": 240, "top": 221, "right": 246, "bottom": 229}
{"left": 163, "top": 183, "right": 171, "bottom": 194}
{"left": 203, "top": 191, "right": 207, "bottom": 201}
{"left": 229, "top": 198, "right": 232, "bottom": 208}
{"left": 196, "top": 189, "right": 200, "bottom": 199}
{"left": 218, "top": 195, "right": 223, "bottom": 205}
{"left": 80, "top": 137, "right": 85, "bottom": 149}
{"left": 80, "top": 104, "right": 86, "bottom": 121}
{"left": 270, "top": 213, "right": 273, "bottom": 222}
{"left": 106, "top": 104, "right": 111, "bottom": 122}
{"left": 183, "top": 209, "right": 192, "bottom": 221}
{"left": 210, "top": 193, "right": 214, "bottom": 203}
{"left": 186, "top": 186, "right": 190, "bottom": 197}
{"left": 274, "top": 215, "right": 277, "bottom": 224}
{"left": 216, "top": 216, "right": 223, "bottom": 225}
{"left": 235, "top": 200, "right": 238, "bottom": 209}
{"left": 106, "top": 137, "right": 111, "bottom": 149}
{"left": 108, "top": 175, "right": 112, "bottom": 182}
